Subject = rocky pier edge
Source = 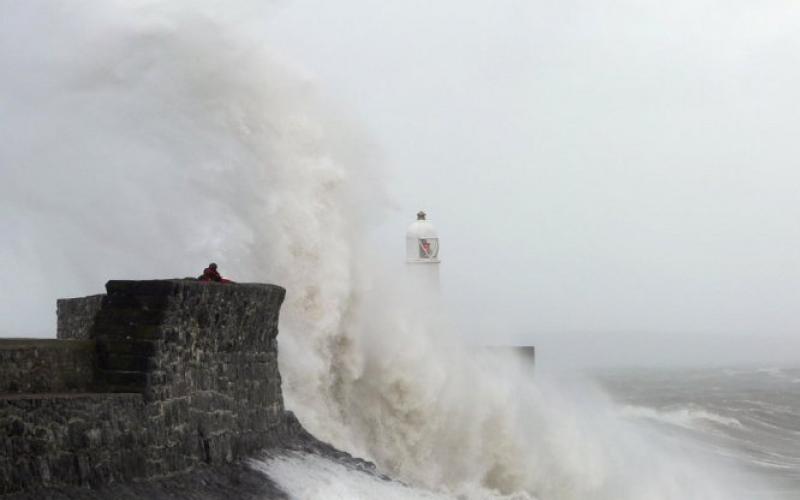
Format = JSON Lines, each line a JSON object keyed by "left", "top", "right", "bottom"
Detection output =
{"left": 0, "top": 280, "right": 383, "bottom": 499}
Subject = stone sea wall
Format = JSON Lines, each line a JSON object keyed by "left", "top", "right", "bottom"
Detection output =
{"left": 0, "top": 393, "right": 146, "bottom": 493}
{"left": 0, "top": 280, "right": 301, "bottom": 497}
{"left": 56, "top": 295, "right": 104, "bottom": 341}
{"left": 0, "top": 340, "right": 96, "bottom": 394}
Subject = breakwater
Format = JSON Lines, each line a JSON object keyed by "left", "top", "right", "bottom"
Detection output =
{"left": 0, "top": 280, "right": 330, "bottom": 498}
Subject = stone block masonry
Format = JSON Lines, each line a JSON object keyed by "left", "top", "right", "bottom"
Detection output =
{"left": 0, "top": 393, "right": 147, "bottom": 493}
{"left": 0, "top": 340, "right": 96, "bottom": 394}
{"left": 0, "top": 280, "right": 298, "bottom": 496}
{"left": 56, "top": 295, "right": 104, "bottom": 341}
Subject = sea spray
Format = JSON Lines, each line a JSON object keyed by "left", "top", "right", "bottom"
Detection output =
{"left": 0, "top": 2, "right": 774, "bottom": 498}
{"left": 250, "top": 452, "right": 534, "bottom": 500}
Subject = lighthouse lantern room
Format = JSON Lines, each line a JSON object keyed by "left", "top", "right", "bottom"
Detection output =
{"left": 406, "top": 211, "right": 440, "bottom": 263}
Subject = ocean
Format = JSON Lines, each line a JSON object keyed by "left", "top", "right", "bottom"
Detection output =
{"left": 3, "top": 3, "right": 797, "bottom": 499}
{"left": 598, "top": 366, "right": 800, "bottom": 500}
{"left": 249, "top": 365, "right": 800, "bottom": 500}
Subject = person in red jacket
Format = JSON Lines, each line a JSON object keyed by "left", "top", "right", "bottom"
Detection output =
{"left": 199, "top": 263, "right": 223, "bottom": 282}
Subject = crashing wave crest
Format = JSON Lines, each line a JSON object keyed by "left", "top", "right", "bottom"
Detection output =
{"left": 620, "top": 405, "right": 744, "bottom": 431}
{"left": 0, "top": 2, "right": 772, "bottom": 499}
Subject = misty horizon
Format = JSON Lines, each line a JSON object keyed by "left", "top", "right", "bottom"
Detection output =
{"left": 2, "top": 0, "right": 799, "bottom": 368}
{"left": 2, "top": 3, "right": 800, "bottom": 499}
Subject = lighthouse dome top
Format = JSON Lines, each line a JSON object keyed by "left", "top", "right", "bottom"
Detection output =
{"left": 406, "top": 211, "right": 440, "bottom": 263}
{"left": 406, "top": 210, "right": 439, "bottom": 239}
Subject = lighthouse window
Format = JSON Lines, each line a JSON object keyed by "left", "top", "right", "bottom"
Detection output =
{"left": 418, "top": 238, "right": 439, "bottom": 259}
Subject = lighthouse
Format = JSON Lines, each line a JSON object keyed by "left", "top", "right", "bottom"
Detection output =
{"left": 406, "top": 211, "right": 440, "bottom": 290}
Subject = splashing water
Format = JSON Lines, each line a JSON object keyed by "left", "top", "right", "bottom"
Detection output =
{"left": 0, "top": 2, "right": 778, "bottom": 499}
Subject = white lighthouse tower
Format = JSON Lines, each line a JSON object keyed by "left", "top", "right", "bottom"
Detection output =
{"left": 406, "top": 211, "right": 440, "bottom": 290}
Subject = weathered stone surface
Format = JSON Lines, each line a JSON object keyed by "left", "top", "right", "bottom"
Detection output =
{"left": 0, "top": 280, "right": 305, "bottom": 496}
{"left": 57, "top": 295, "right": 104, "bottom": 340}
{"left": 0, "top": 393, "right": 146, "bottom": 495}
{"left": 0, "top": 340, "right": 96, "bottom": 394}
{"left": 1, "top": 462, "right": 289, "bottom": 500}
{"left": 92, "top": 280, "right": 289, "bottom": 466}
{"left": 2, "top": 413, "right": 380, "bottom": 500}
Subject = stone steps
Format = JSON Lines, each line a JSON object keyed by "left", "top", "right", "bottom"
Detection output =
{"left": 95, "top": 339, "right": 159, "bottom": 393}
{"left": 96, "top": 338, "right": 159, "bottom": 356}
{"left": 95, "top": 306, "right": 164, "bottom": 325}
{"left": 97, "top": 352, "right": 156, "bottom": 372}
{"left": 93, "top": 324, "right": 163, "bottom": 340}
{"left": 91, "top": 294, "right": 166, "bottom": 395}
{"left": 96, "top": 369, "right": 148, "bottom": 389}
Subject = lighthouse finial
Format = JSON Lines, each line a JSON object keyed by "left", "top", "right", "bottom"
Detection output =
{"left": 417, "top": 211, "right": 426, "bottom": 220}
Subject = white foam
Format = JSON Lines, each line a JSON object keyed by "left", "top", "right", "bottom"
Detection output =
{"left": 0, "top": 3, "right": 780, "bottom": 499}
{"left": 620, "top": 405, "right": 745, "bottom": 431}
{"left": 249, "top": 452, "right": 532, "bottom": 500}
{"left": 756, "top": 368, "right": 786, "bottom": 378}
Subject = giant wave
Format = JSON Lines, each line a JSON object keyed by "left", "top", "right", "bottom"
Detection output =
{"left": 0, "top": 2, "right": 785, "bottom": 499}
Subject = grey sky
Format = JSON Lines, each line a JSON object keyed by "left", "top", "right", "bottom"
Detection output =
{"left": 1, "top": 1, "right": 798, "bottom": 366}
{"left": 258, "top": 0, "right": 800, "bottom": 365}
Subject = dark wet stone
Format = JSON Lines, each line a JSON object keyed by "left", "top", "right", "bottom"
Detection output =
{"left": 0, "top": 280, "right": 352, "bottom": 498}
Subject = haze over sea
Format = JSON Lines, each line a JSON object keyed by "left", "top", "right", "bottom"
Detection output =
{"left": 2, "top": 1, "right": 799, "bottom": 499}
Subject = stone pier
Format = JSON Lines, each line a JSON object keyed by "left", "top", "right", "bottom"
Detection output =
{"left": 0, "top": 280, "right": 302, "bottom": 496}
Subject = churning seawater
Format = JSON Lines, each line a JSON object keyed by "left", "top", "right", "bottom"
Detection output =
{"left": 248, "top": 365, "right": 800, "bottom": 500}
{"left": 3, "top": 3, "right": 797, "bottom": 499}
{"left": 598, "top": 366, "right": 800, "bottom": 500}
